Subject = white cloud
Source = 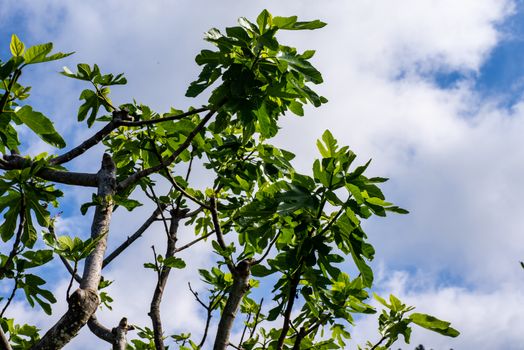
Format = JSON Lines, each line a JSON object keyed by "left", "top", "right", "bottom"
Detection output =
{"left": 351, "top": 270, "right": 524, "bottom": 349}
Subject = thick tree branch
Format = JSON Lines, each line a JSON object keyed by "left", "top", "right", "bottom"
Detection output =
{"left": 213, "top": 260, "right": 251, "bottom": 350}
{"left": 103, "top": 205, "right": 166, "bottom": 269}
{"left": 32, "top": 154, "right": 116, "bottom": 349}
{"left": 31, "top": 288, "right": 99, "bottom": 350}
{"left": 0, "top": 326, "right": 12, "bottom": 350}
{"left": 88, "top": 315, "right": 133, "bottom": 350}
{"left": 80, "top": 153, "right": 116, "bottom": 290}
{"left": 117, "top": 109, "right": 217, "bottom": 192}
{"left": 88, "top": 315, "right": 113, "bottom": 343}
{"left": 1, "top": 155, "right": 97, "bottom": 187}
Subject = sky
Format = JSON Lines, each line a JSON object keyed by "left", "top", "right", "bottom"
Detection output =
{"left": 1, "top": 0, "right": 524, "bottom": 349}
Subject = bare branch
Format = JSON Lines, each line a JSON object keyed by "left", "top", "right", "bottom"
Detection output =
{"left": 103, "top": 205, "right": 165, "bottom": 269}
{"left": 119, "top": 107, "right": 209, "bottom": 127}
{"left": 249, "top": 298, "right": 264, "bottom": 339}
{"left": 251, "top": 231, "right": 281, "bottom": 266}
{"left": 174, "top": 231, "right": 214, "bottom": 253}
{"left": 65, "top": 261, "right": 78, "bottom": 301}
{"left": 88, "top": 315, "right": 114, "bottom": 343}
{"left": 80, "top": 153, "right": 116, "bottom": 290}
{"left": 50, "top": 120, "right": 118, "bottom": 165}
{"left": 0, "top": 276, "right": 18, "bottom": 318}
{"left": 238, "top": 312, "right": 252, "bottom": 348}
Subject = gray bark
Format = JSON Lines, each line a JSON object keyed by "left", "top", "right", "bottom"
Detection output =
{"left": 213, "top": 260, "right": 251, "bottom": 350}
{"left": 31, "top": 154, "right": 116, "bottom": 349}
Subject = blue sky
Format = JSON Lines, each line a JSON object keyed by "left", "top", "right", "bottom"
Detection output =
{"left": 2, "top": 1, "right": 524, "bottom": 349}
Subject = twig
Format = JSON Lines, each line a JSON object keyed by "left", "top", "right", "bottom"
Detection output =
{"left": 249, "top": 298, "right": 264, "bottom": 339}
{"left": 146, "top": 185, "right": 170, "bottom": 238}
{"left": 0, "top": 197, "right": 26, "bottom": 278}
{"left": 251, "top": 231, "right": 281, "bottom": 266}
{"left": 65, "top": 261, "right": 78, "bottom": 301}
{"left": 174, "top": 231, "right": 214, "bottom": 253}
{"left": 369, "top": 335, "right": 387, "bottom": 350}
{"left": 238, "top": 312, "right": 251, "bottom": 348}
{"left": 0, "top": 276, "right": 19, "bottom": 318}
{"left": 151, "top": 246, "right": 161, "bottom": 280}
{"left": 103, "top": 205, "right": 165, "bottom": 268}
{"left": 119, "top": 107, "right": 209, "bottom": 127}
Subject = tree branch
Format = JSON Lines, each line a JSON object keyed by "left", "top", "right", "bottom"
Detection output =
{"left": 174, "top": 231, "right": 214, "bottom": 253}
{"left": 149, "top": 208, "right": 186, "bottom": 350}
{"left": 0, "top": 197, "right": 26, "bottom": 278}
{"left": 213, "top": 260, "right": 251, "bottom": 350}
{"left": 80, "top": 153, "right": 116, "bottom": 290}
{"left": 119, "top": 107, "right": 209, "bottom": 127}
{"left": 0, "top": 326, "right": 12, "bottom": 350}
{"left": 0, "top": 155, "right": 98, "bottom": 187}
{"left": 276, "top": 268, "right": 302, "bottom": 350}
{"left": 116, "top": 109, "right": 217, "bottom": 192}
{"left": 32, "top": 154, "right": 116, "bottom": 349}
{"left": 251, "top": 231, "right": 281, "bottom": 266}
{"left": 50, "top": 120, "right": 118, "bottom": 165}
{"left": 88, "top": 315, "right": 113, "bottom": 343}
{"left": 0, "top": 276, "right": 18, "bottom": 318}
{"left": 209, "top": 196, "right": 236, "bottom": 273}
{"left": 103, "top": 205, "right": 165, "bottom": 269}
{"left": 88, "top": 315, "right": 133, "bottom": 350}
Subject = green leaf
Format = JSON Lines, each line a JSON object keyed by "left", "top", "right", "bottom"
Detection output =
{"left": 290, "top": 20, "right": 327, "bottom": 30}
{"left": 278, "top": 53, "right": 323, "bottom": 84}
{"left": 288, "top": 101, "right": 304, "bottom": 116}
{"left": 16, "top": 106, "right": 66, "bottom": 148}
{"left": 23, "top": 42, "right": 73, "bottom": 65}
{"left": 78, "top": 89, "right": 102, "bottom": 127}
{"left": 409, "top": 313, "right": 460, "bottom": 337}
{"left": 163, "top": 257, "right": 186, "bottom": 269}
{"left": 23, "top": 43, "right": 52, "bottom": 64}
{"left": 256, "top": 9, "right": 272, "bottom": 33}
{"left": 251, "top": 264, "right": 274, "bottom": 277}
{"left": 272, "top": 16, "right": 298, "bottom": 29}
{"left": 10, "top": 35, "right": 25, "bottom": 57}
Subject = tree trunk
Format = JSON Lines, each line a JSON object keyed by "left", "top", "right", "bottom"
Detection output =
{"left": 31, "top": 154, "right": 116, "bottom": 350}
